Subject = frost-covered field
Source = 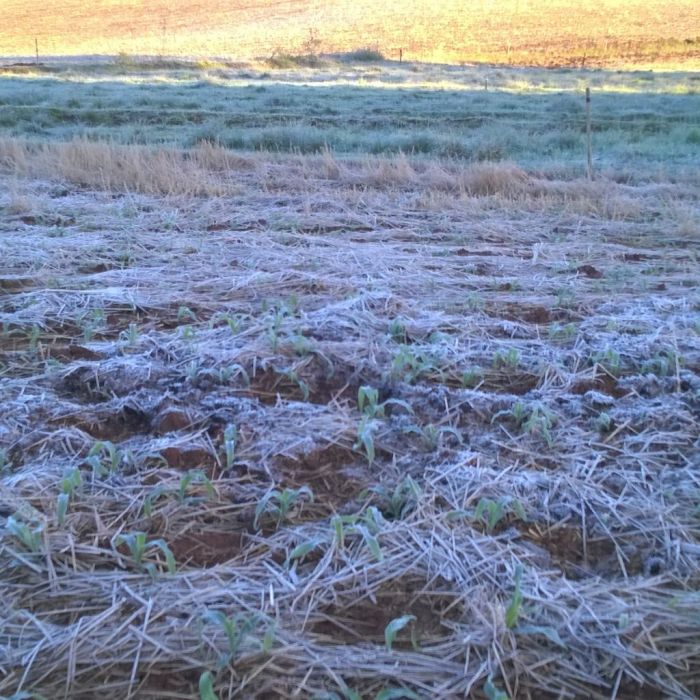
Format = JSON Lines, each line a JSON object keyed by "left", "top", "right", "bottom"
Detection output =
{"left": 0, "top": 61, "right": 699, "bottom": 699}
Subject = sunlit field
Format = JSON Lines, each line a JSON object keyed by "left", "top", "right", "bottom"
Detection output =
{"left": 1, "top": 28, "right": 699, "bottom": 700}
{"left": 1, "top": 0, "right": 699, "bottom": 68}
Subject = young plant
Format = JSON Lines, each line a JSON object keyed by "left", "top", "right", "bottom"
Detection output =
{"left": 384, "top": 614, "right": 417, "bottom": 652}
{"left": 391, "top": 346, "right": 438, "bottom": 383}
{"left": 493, "top": 348, "right": 520, "bottom": 370}
{"left": 388, "top": 318, "right": 407, "bottom": 343}
{"left": 331, "top": 509, "right": 384, "bottom": 561}
{"left": 120, "top": 322, "right": 140, "bottom": 346}
{"left": 461, "top": 366, "right": 484, "bottom": 388}
{"left": 142, "top": 484, "right": 169, "bottom": 518}
{"left": 27, "top": 324, "right": 41, "bottom": 354}
{"left": 5, "top": 514, "right": 43, "bottom": 553}
{"left": 177, "top": 305, "right": 197, "bottom": 322}
{"left": 592, "top": 347, "right": 622, "bottom": 376}
{"left": 222, "top": 424, "right": 237, "bottom": 469}
{"left": 641, "top": 349, "right": 681, "bottom": 377}
{"left": 354, "top": 416, "right": 376, "bottom": 465}
{"left": 202, "top": 610, "right": 261, "bottom": 665}
{"left": 505, "top": 564, "right": 524, "bottom": 629}
{"left": 86, "top": 440, "right": 126, "bottom": 478}
{"left": 57, "top": 466, "right": 83, "bottom": 526}
{"left": 370, "top": 476, "right": 421, "bottom": 520}
{"left": 199, "top": 671, "right": 218, "bottom": 700}
{"left": 483, "top": 677, "right": 509, "bottom": 700}
{"left": 0, "top": 447, "right": 8, "bottom": 473}
{"left": 177, "top": 469, "right": 216, "bottom": 504}
{"left": 113, "top": 531, "right": 176, "bottom": 576}
{"left": 357, "top": 385, "right": 412, "bottom": 418}
{"left": 406, "top": 422, "right": 462, "bottom": 451}
{"left": 254, "top": 486, "right": 314, "bottom": 530}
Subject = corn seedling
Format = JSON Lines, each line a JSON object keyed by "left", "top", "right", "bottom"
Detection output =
{"left": 358, "top": 385, "right": 412, "bottom": 418}
{"left": 483, "top": 677, "right": 509, "bottom": 700}
{"left": 199, "top": 671, "right": 218, "bottom": 700}
{"left": 120, "top": 323, "right": 140, "bottom": 345}
{"left": 391, "top": 346, "right": 438, "bottom": 383}
{"left": 180, "top": 324, "right": 197, "bottom": 342}
{"left": 202, "top": 610, "right": 262, "bottom": 665}
{"left": 331, "top": 511, "right": 384, "bottom": 561}
{"left": 177, "top": 305, "right": 197, "bottom": 322}
{"left": 86, "top": 440, "right": 126, "bottom": 478}
{"left": 28, "top": 324, "right": 41, "bottom": 354}
{"left": 5, "top": 514, "right": 43, "bottom": 553}
{"left": 548, "top": 322, "right": 577, "bottom": 341}
{"left": 57, "top": 466, "right": 83, "bottom": 525}
{"left": 283, "top": 369, "right": 310, "bottom": 401}
{"left": 406, "top": 422, "right": 462, "bottom": 451}
{"left": 461, "top": 366, "right": 484, "bottom": 388}
{"left": 354, "top": 416, "right": 377, "bottom": 465}
{"left": 177, "top": 469, "right": 216, "bottom": 504}
{"left": 286, "top": 537, "right": 322, "bottom": 569}
{"left": 388, "top": 318, "right": 407, "bottom": 343}
{"left": 113, "top": 531, "right": 176, "bottom": 576}
{"left": 593, "top": 412, "right": 614, "bottom": 434}
{"left": 186, "top": 359, "right": 201, "bottom": 381}
{"left": 292, "top": 333, "right": 312, "bottom": 356}
{"left": 223, "top": 424, "right": 237, "bottom": 469}
{"left": 0, "top": 447, "right": 8, "bottom": 473}
{"left": 254, "top": 485, "right": 314, "bottom": 530}
{"left": 493, "top": 348, "right": 520, "bottom": 370}
{"left": 505, "top": 564, "right": 524, "bottom": 628}
{"left": 142, "top": 484, "right": 169, "bottom": 518}
{"left": 592, "top": 347, "right": 622, "bottom": 376}
{"left": 374, "top": 690, "right": 420, "bottom": 700}
{"left": 493, "top": 402, "right": 556, "bottom": 446}
{"left": 370, "top": 476, "right": 421, "bottom": 520}
{"left": 466, "top": 293, "right": 484, "bottom": 311}
{"left": 641, "top": 349, "right": 681, "bottom": 377}
{"left": 385, "top": 614, "right": 417, "bottom": 652}
{"left": 80, "top": 308, "right": 105, "bottom": 342}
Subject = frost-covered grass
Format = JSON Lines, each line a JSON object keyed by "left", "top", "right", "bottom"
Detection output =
{"left": 0, "top": 60, "right": 698, "bottom": 171}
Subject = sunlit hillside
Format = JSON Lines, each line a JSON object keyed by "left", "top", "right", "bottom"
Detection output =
{"left": 1, "top": 0, "right": 698, "bottom": 67}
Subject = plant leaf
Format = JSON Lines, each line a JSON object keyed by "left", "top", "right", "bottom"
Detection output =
{"left": 199, "top": 671, "right": 218, "bottom": 700}
{"left": 384, "top": 614, "right": 416, "bottom": 652}
{"left": 374, "top": 689, "right": 420, "bottom": 700}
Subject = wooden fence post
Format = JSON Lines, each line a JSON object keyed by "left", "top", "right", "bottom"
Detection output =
{"left": 585, "top": 86, "right": 593, "bottom": 180}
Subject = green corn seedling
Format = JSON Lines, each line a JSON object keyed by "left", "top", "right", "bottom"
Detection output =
{"left": 57, "top": 467, "right": 83, "bottom": 525}
{"left": 371, "top": 477, "right": 421, "bottom": 520}
{"left": 223, "top": 424, "right": 237, "bottom": 469}
{"left": 384, "top": 614, "right": 416, "bottom": 652}
{"left": 177, "top": 469, "right": 216, "bottom": 504}
{"left": 199, "top": 671, "right": 218, "bottom": 700}
{"left": 86, "top": 440, "right": 124, "bottom": 478}
{"left": 505, "top": 564, "right": 524, "bottom": 629}
{"left": 461, "top": 367, "right": 483, "bottom": 388}
{"left": 493, "top": 348, "right": 520, "bottom": 369}
{"left": 483, "top": 677, "right": 509, "bottom": 700}
{"left": 254, "top": 486, "right": 314, "bottom": 530}
{"left": 358, "top": 385, "right": 412, "bottom": 418}
{"left": 202, "top": 610, "right": 261, "bottom": 665}
{"left": 114, "top": 531, "right": 176, "bottom": 576}
{"left": 355, "top": 416, "right": 376, "bottom": 465}
{"left": 5, "top": 515, "right": 43, "bottom": 553}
